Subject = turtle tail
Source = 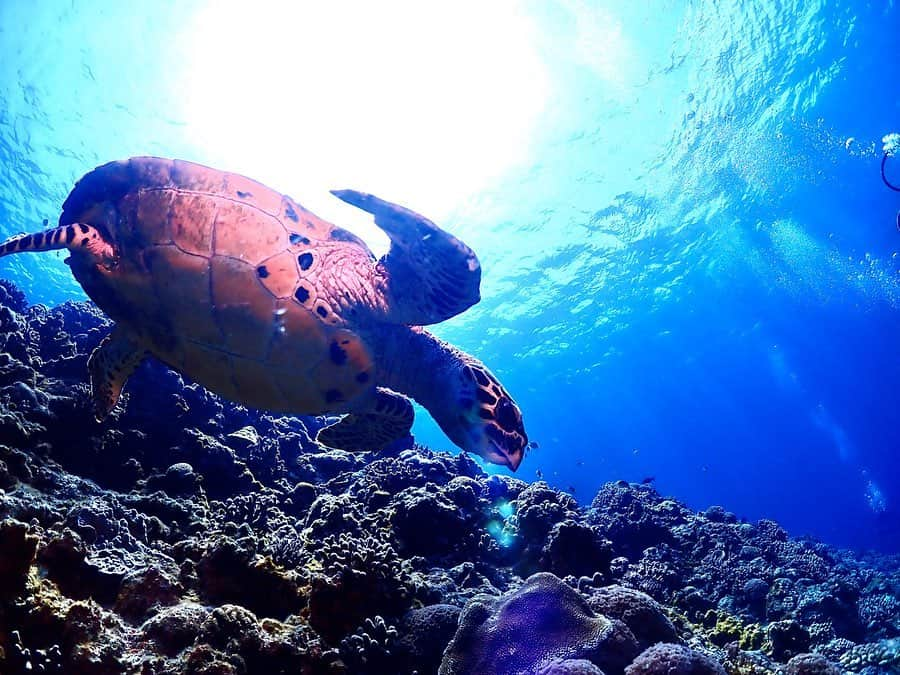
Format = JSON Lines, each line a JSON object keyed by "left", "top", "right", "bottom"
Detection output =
{"left": 0, "top": 223, "right": 115, "bottom": 265}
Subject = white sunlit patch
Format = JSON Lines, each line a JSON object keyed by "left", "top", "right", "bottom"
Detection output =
{"left": 486, "top": 519, "right": 516, "bottom": 548}
{"left": 485, "top": 499, "right": 516, "bottom": 547}
{"left": 495, "top": 499, "right": 515, "bottom": 519}
{"left": 175, "top": 0, "right": 548, "bottom": 253}
{"left": 560, "top": 0, "right": 633, "bottom": 91}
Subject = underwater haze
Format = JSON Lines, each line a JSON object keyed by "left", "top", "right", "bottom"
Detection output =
{"left": 1, "top": 0, "right": 899, "bottom": 556}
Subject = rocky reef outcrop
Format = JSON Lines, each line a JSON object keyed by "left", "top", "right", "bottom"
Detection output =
{"left": 1, "top": 280, "right": 899, "bottom": 674}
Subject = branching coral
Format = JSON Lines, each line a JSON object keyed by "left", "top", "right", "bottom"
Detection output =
{"left": 308, "top": 532, "right": 416, "bottom": 642}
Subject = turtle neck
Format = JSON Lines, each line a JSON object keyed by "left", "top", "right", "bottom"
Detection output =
{"left": 368, "top": 323, "right": 464, "bottom": 418}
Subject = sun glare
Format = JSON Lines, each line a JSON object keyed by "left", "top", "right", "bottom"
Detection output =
{"left": 175, "top": 1, "right": 548, "bottom": 247}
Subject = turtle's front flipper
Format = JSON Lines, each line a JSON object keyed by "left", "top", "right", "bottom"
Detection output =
{"left": 316, "top": 388, "right": 414, "bottom": 452}
{"left": 0, "top": 223, "right": 116, "bottom": 267}
{"left": 331, "top": 190, "right": 481, "bottom": 325}
{"left": 88, "top": 327, "right": 146, "bottom": 421}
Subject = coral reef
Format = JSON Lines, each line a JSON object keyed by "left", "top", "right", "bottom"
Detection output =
{"left": 1, "top": 285, "right": 899, "bottom": 674}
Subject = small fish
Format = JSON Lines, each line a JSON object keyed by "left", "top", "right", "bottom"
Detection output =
{"left": 575, "top": 459, "right": 584, "bottom": 467}
{"left": 42, "top": 218, "right": 48, "bottom": 227}
{"left": 526, "top": 441, "right": 540, "bottom": 451}
{"left": 632, "top": 448, "right": 640, "bottom": 455}
{"left": 535, "top": 468, "right": 543, "bottom": 479}
{"left": 641, "top": 476, "right": 656, "bottom": 485}
{"left": 567, "top": 485, "right": 577, "bottom": 495}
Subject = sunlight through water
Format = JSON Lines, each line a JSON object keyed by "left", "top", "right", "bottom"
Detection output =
{"left": 0, "top": 0, "right": 898, "bottom": 553}
{"left": 177, "top": 0, "right": 550, "bottom": 249}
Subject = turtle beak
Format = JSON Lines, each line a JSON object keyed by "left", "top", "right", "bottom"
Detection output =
{"left": 505, "top": 444, "right": 524, "bottom": 472}
{"left": 486, "top": 438, "right": 523, "bottom": 472}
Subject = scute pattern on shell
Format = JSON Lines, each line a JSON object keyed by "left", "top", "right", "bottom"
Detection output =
{"left": 59, "top": 157, "right": 378, "bottom": 414}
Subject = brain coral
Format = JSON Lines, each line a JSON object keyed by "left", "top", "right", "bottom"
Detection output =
{"left": 624, "top": 643, "right": 726, "bottom": 675}
{"left": 439, "top": 572, "right": 639, "bottom": 675}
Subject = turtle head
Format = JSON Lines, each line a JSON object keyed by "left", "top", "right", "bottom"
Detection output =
{"left": 440, "top": 361, "right": 528, "bottom": 471}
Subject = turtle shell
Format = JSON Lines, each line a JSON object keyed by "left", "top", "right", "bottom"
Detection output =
{"left": 60, "top": 157, "right": 377, "bottom": 413}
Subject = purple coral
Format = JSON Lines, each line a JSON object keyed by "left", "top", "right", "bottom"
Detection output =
{"left": 440, "top": 572, "right": 639, "bottom": 675}
{"left": 624, "top": 644, "right": 726, "bottom": 675}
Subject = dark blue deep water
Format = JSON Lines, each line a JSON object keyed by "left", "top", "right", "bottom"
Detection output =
{"left": 1, "top": 1, "right": 898, "bottom": 553}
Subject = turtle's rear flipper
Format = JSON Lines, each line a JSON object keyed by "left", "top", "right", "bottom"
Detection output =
{"left": 331, "top": 189, "right": 481, "bottom": 325}
{"left": 88, "top": 327, "right": 146, "bottom": 421}
{"left": 0, "top": 223, "right": 116, "bottom": 267}
{"left": 316, "top": 388, "right": 414, "bottom": 452}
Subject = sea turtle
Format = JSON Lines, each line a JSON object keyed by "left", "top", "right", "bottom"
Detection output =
{"left": 0, "top": 157, "right": 527, "bottom": 470}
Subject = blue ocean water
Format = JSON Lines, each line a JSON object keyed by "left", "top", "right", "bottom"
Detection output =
{"left": 0, "top": 1, "right": 898, "bottom": 553}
